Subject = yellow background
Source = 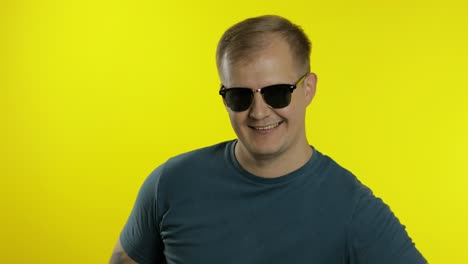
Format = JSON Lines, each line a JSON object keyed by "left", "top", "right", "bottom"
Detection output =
{"left": 1, "top": 0, "right": 467, "bottom": 263}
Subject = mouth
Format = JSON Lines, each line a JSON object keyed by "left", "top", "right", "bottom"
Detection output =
{"left": 249, "top": 121, "right": 283, "bottom": 131}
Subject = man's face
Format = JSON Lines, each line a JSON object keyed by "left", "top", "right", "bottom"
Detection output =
{"left": 220, "top": 35, "right": 316, "bottom": 160}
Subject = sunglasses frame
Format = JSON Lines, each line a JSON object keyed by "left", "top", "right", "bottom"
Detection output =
{"left": 219, "top": 72, "right": 309, "bottom": 112}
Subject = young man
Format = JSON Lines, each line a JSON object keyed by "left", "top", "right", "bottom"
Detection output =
{"left": 110, "top": 15, "right": 426, "bottom": 264}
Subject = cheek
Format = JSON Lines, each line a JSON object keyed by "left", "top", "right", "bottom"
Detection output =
{"left": 278, "top": 105, "right": 304, "bottom": 125}
{"left": 228, "top": 112, "right": 245, "bottom": 129}
{"left": 276, "top": 106, "right": 295, "bottom": 120}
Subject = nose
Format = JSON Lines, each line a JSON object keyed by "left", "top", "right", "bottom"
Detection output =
{"left": 248, "top": 92, "right": 271, "bottom": 120}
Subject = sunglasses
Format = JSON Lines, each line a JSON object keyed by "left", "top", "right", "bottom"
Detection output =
{"left": 219, "top": 73, "right": 308, "bottom": 112}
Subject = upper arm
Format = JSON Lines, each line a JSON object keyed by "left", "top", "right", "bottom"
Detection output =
{"left": 110, "top": 239, "right": 138, "bottom": 264}
{"left": 117, "top": 166, "right": 166, "bottom": 263}
{"left": 348, "top": 188, "right": 427, "bottom": 263}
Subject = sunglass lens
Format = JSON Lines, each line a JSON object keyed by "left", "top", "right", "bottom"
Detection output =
{"left": 263, "top": 85, "right": 291, "bottom": 108}
{"left": 225, "top": 88, "right": 252, "bottom": 112}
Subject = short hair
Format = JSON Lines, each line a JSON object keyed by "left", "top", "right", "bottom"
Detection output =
{"left": 216, "top": 15, "right": 312, "bottom": 76}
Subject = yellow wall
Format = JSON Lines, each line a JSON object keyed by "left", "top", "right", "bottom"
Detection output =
{"left": 1, "top": 0, "right": 466, "bottom": 263}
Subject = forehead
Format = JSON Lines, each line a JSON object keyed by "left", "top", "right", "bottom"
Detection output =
{"left": 221, "top": 36, "right": 298, "bottom": 87}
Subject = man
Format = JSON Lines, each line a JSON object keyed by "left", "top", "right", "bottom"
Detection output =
{"left": 110, "top": 15, "right": 426, "bottom": 264}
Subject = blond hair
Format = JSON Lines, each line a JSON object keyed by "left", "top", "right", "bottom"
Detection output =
{"left": 216, "top": 15, "right": 311, "bottom": 75}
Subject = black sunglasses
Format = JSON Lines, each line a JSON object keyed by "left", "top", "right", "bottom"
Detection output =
{"left": 219, "top": 73, "right": 309, "bottom": 112}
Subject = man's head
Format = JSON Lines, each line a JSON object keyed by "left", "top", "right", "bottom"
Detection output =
{"left": 216, "top": 15, "right": 317, "bottom": 170}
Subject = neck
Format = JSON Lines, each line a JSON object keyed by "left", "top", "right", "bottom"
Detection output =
{"left": 234, "top": 139, "right": 313, "bottom": 178}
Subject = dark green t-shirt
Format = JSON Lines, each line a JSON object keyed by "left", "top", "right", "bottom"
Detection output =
{"left": 120, "top": 140, "right": 426, "bottom": 264}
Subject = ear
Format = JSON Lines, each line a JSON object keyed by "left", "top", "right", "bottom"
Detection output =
{"left": 304, "top": 72, "right": 317, "bottom": 106}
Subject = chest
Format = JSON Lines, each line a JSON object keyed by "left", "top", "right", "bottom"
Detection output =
{"left": 159, "top": 179, "right": 350, "bottom": 264}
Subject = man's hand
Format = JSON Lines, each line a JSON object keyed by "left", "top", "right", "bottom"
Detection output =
{"left": 109, "top": 239, "right": 138, "bottom": 264}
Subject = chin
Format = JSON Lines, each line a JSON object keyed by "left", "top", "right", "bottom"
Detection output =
{"left": 243, "top": 140, "right": 286, "bottom": 158}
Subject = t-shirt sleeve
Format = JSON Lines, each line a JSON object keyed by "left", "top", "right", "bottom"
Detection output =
{"left": 348, "top": 187, "right": 427, "bottom": 264}
{"left": 119, "top": 166, "right": 165, "bottom": 264}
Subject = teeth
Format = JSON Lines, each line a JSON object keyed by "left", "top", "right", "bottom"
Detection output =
{"left": 254, "top": 122, "right": 280, "bottom": 130}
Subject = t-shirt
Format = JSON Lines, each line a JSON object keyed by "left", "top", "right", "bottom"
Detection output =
{"left": 120, "top": 140, "right": 426, "bottom": 264}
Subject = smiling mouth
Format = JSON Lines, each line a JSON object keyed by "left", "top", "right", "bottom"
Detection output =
{"left": 250, "top": 121, "right": 282, "bottom": 130}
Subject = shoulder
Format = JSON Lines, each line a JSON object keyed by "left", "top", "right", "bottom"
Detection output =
{"left": 316, "top": 152, "right": 369, "bottom": 198}
{"left": 311, "top": 151, "right": 378, "bottom": 222}
{"left": 164, "top": 140, "right": 231, "bottom": 171}
{"left": 149, "top": 140, "right": 233, "bottom": 189}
